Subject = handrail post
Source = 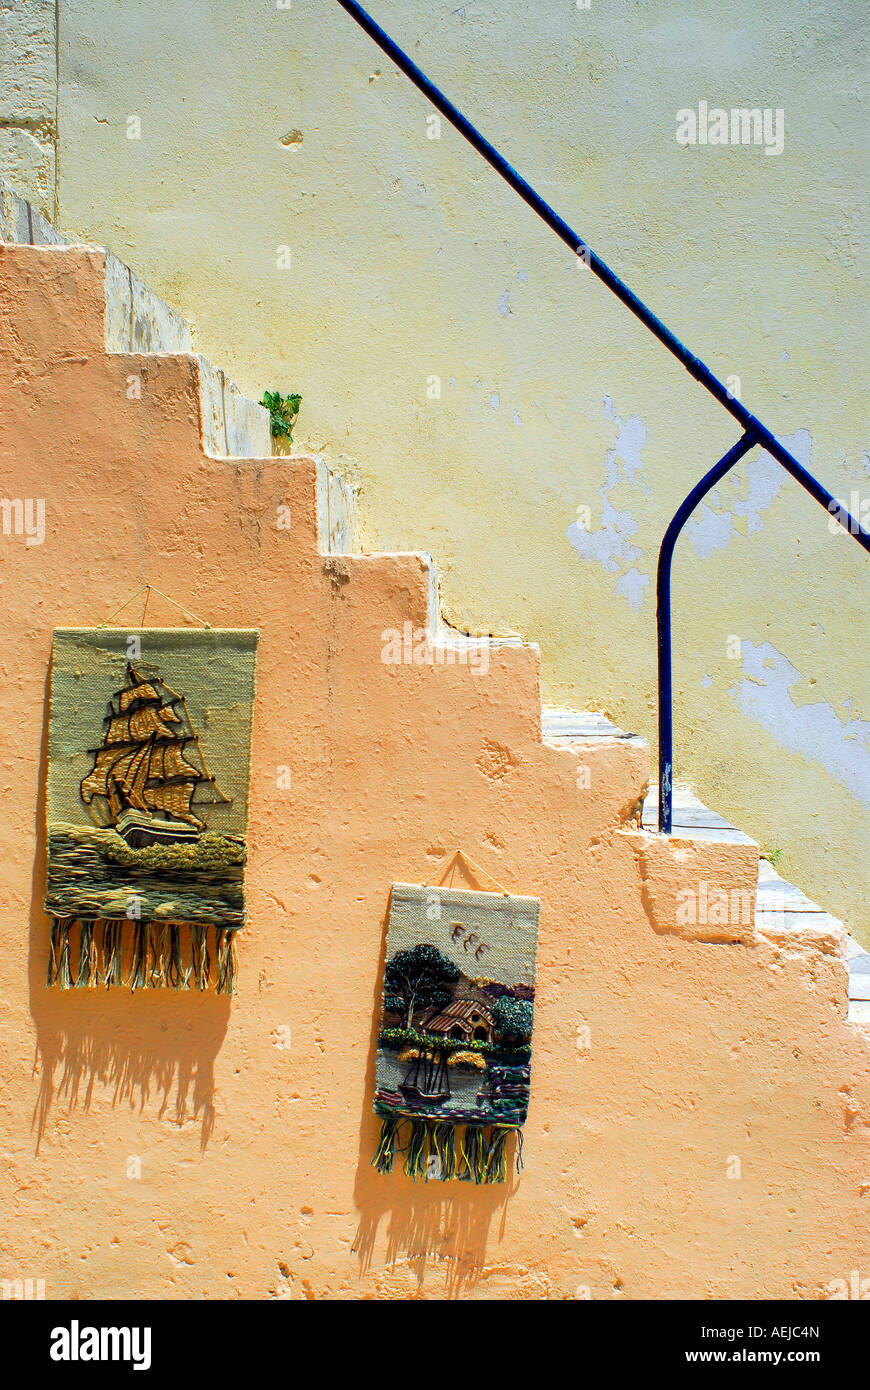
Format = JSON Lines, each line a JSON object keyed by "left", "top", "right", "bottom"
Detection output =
{"left": 657, "top": 432, "right": 759, "bottom": 833}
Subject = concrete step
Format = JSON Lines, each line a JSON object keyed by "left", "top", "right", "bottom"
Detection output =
{"left": 422, "top": 552, "right": 539, "bottom": 656}
{"left": 542, "top": 705, "right": 648, "bottom": 750}
{"left": 641, "top": 781, "right": 756, "bottom": 846}
{"left": 0, "top": 176, "right": 270, "bottom": 460}
{"left": 541, "top": 706, "right": 866, "bottom": 1022}
{"left": 315, "top": 456, "right": 357, "bottom": 556}
{"left": 0, "top": 181, "right": 68, "bottom": 248}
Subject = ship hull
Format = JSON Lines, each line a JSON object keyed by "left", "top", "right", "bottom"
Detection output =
{"left": 398, "top": 1083, "right": 451, "bottom": 1105}
{"left": 116, "top": 810, "right": 201, "bottom": 849}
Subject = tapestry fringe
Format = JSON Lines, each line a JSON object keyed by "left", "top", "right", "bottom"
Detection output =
{"left": 75, "top": 920, "right": 98, "bottom": 987}
{"left": 45, "top": 919, "right": 238, "bottom": 993}
{"left": 191, "top": 925, "right": 210, "bottom": 991}
{"left": 47, "top": 917, "right": 73, "bottom": 988}
{"left": 460, "top": 1125, "right": 485, "bottom": 1184}
{"left": 100, "top": 921, "right": 124, "bottom": 987}
{"left": 130, "top": 921, "right": 148, "bottom": 991}
{"left": 484, "top": 1126, "right": 509, "bottom": 1184}
{"left": 404, "top": 1118, "right": 429, "bottom": 1180}
{"left": 372, "top": 1114, "right": 401, "bottom": 1175}
{"left": 215, "top": 928, "right": 235, "bottom": 994}
{"left": 431, "top": 1122, "right": 457, "bottom": 1181}
{"left": 372, "top": 1115, "right": 520, "bottom": 1184}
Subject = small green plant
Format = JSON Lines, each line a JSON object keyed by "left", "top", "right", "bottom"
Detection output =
{"left": 260, "top": 390, "right": 302, "bottom": 442}
{"left": 762, "top": 848, "right": 784, "bottom": 868}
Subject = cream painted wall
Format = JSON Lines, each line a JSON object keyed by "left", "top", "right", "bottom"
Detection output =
{"left": 3, "top": 0, "right": 868, "bottom": 942}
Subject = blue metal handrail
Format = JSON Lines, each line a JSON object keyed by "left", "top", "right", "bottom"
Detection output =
{"left": 335, "top": 0, "right": 869, "bottom": 829}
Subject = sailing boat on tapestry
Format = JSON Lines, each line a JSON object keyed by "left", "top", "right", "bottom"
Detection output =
{"left": 44, "top": 628, "right": 258, "bottom": 992}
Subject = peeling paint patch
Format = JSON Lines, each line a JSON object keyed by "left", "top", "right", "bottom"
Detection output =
{"left": 566, "top": 399, "right": 650, "bottom": 608}
{"left": 735, "top": 437, "right": 805, "bottom": 533}
{"left": 614, "top": 567, "right": 649, "bottom": 610}
{"left": 730, "top": 640, "right": 870, "bottom": 806}
{"left": 684, "top": 502, "right": 737, "bottom": 558}
{"left": 602, "top": 396, "right": 646, "bottom": 482}
{"left": 568, "top": 500, "right": 642, "bottom": 574}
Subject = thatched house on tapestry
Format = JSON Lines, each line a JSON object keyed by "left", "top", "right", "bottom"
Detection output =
{"left": 425, "top": 1000, "right": 496, "bottom": 1044}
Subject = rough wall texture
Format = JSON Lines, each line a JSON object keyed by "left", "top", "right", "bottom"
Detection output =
{"left": 1, "top": 2, "right": 867, "bottom": 948}
{"left": 0, "top": 242, "right": 867, "bottom": 1299}
{"left": 3, "top": 0, "right": 864, "bottom": 948}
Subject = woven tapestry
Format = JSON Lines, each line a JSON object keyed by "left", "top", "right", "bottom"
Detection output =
{"left": 44, "top": 628, "right": 258, "bottom": 992}
{"left": 373, "top": 881, "right": 540, "bottom": 1183}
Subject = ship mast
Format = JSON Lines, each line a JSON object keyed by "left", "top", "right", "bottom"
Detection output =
{"left": 80, "top": 662, "right": 229, "bottom": 831}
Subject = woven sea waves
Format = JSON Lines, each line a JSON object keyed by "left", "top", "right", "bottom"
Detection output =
{"left": 44, "top": 628, "right": 258, "bottom": 992}
{"left": 373, "top": 882, "right": 540, "bottom": 1183}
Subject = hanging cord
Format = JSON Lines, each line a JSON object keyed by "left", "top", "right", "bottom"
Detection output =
{"left": 95, "top": 584, "right": 212, "bottom": 630}
{"left": 423, "top": 848, "right": 510, "bottom": 896}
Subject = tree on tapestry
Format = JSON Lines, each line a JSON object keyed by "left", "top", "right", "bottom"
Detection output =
{"left": 372, "top": 881, "right": 540, "bottom": 1185}
{"left": 44, "top": 628, "right": 258, "bottom": 993}
{"left": 491, "top": 994, "right": 534, "bottom": 1043}
{"left": 383, "top": 944, "right": 460, "bottom": 1029}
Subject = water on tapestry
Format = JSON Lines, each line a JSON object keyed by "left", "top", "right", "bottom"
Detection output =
{"left": 44, "top": 628, "right": 258, "bottom": 993}
{"left": 373, "top": 882, "right": 540, "bottom": 1183}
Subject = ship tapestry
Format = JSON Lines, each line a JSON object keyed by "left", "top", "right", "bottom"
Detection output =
{"left": 44, "top": 628, "right": 259, "bottom": 993}
{"left": 373, "top": 882, "right": 541, "bottom": 1183}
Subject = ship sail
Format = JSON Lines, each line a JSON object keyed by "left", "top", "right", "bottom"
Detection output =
{"left": 118, "top": 681, "right": 160, "bottom": 713}
{"left": 80, "top": 663, "right": 228, "bottom": 841}
{"left": 104, "top": 703, "right": 181, "bottom": 745}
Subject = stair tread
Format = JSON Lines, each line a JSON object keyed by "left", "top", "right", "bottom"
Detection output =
{"left": 541, "top": 705, "right": 647, "bottom": 747}
{"left": 544, "top": 706, "right": 865, "bottom": 1014}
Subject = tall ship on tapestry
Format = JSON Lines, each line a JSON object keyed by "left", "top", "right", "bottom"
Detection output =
{"left": 44, "top": 628, "right": 259, "bottom": 993}
{"left": 81, "top": 663, "right": 228, "bottom": 849}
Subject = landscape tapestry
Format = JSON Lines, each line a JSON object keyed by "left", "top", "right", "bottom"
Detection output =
{"left": 373, "top": 881, "right": 541, "bottom": 1182}
{"left": 44, "top": 628, "right": 258, "bottom": 992}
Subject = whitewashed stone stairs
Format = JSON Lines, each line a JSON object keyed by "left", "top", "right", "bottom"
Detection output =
{"left": 3, "top": 176, "right": 865, "bottom": 1022}
{"left": 0, "top": 178, "right": 272, "bottom": 462}
{"left": 543, "top": 707, "right": 869, "bottom": 1023}
{"left": 1, "top": 176, "right": 357, "bottom": 552}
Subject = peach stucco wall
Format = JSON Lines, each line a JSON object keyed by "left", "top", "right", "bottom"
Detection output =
{"left": 0, "top": 243, "right": 867, "bottom": 1299}
{"left": 5, "top": 0, "right": 865, "bottom": 947}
